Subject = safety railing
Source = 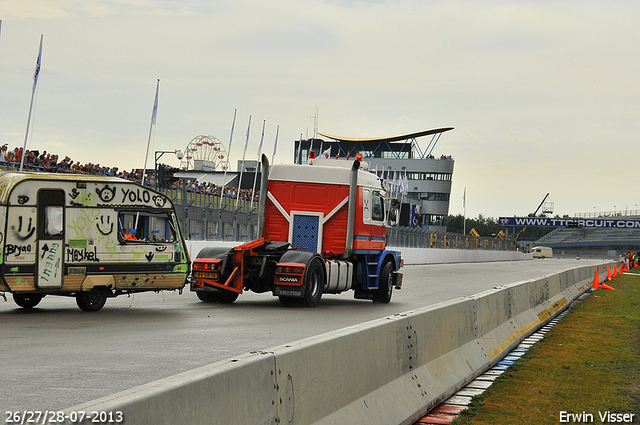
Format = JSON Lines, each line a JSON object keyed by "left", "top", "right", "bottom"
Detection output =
{"left": 160, "top": 187, "right": 257, "bottom": 213}
{"left": 387, "top": 226, "right": 517, "bottom": 251}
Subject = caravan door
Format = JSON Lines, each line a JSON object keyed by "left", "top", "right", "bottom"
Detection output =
{"left": 36, "top": 189, "right": 65, "bottom": 289}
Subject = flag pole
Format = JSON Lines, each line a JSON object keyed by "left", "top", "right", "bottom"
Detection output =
{"left": 135, "top": 78, "right": 159, "bottom": 232}
{"left": 296, "top": 134, "right": 302, "bottom": 164}
{"left": 315, "top": 107, "right": 321, "bottom": 158}
{"left": 463, "top": 186, "right": 467, "bottom": 235}
{"left": 250, "top": 120, "right": 265, "bottom": 209}
{"left": 235, "top": 115, "right": 251, "bottom": 206}
{"left": 271, "top": 125, "right": 279, "bottom": 165}
{"left": 222, "top": 109, "right": 237, "bottom": 208}
{"left": 140, "top": 78, "right": 159, "bottom": 188}
{"left": 21, "top": 34, "right": 43, "bottom": 172}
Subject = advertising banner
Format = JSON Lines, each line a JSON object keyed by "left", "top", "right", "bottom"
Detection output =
{"left": 499, "top": 217, "right": 640, "bottom": 229}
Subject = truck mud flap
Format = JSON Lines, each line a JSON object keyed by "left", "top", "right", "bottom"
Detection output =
{"left": 196, "top": 285, "right": 231, "bottom": 294}
{"left": 393, "top": 271, "right": 403, "bottom": 289}
{"left": 353, "top": 289, "right": 374, "bottom": 300}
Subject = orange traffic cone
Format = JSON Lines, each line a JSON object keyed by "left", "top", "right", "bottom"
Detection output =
{"left": 613, "top": 264, "right": 618, "bottom": 278}
{"left": 601, "top": 282, "right": 616, "bottom": 290}
{"left": 592, "top": 268, "right": 600, "bottom": 289}
{"left": 606, "top": 265, "right": 613, "bottom": 281}
{"left": 622, "top": 262, "right": 628, "bottom": 272}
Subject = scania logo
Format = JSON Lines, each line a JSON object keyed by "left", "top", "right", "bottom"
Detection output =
{"left": 279, "top": 276, "right": 299, "bottom": 283}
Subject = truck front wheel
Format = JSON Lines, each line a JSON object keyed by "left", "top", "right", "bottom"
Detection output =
{"left": 76, "top": 287, "right": 108, "bottom": 312}
{"left": 373, "top": 261, "right": 393, "bottom": 304}
{"left": 302, "top": 257, "right": 324, "bottom": 308}
{"left": 13, "top": 293, "right": 44, "bottom": 309}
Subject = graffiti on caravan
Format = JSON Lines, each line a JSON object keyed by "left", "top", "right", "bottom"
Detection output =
{"left": 498, "top": 217, "right": 640, "bottom": 228}
{"left": 121, "top": 187, "right": 152, "bottom": 204}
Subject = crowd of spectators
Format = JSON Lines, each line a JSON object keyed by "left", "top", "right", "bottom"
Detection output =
{"left": 0, "top": 145, "right": 138, "bottom": 179}
{"left": 0, "top": 145, "right": 258, "bottom": 202}
{"left": 171, "top": 179, "right": 259, "bottom": 202}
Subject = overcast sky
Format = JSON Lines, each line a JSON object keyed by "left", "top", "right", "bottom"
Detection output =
{"left": 1, "top": 1, "right": 639, "bottom": 220}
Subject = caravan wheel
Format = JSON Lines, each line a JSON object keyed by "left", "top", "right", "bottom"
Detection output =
{"left": 76, "top": 288, "right": 108, "bottom": 312}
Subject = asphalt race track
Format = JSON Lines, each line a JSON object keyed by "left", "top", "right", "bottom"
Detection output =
{"left": 0, "top": 259, "right": 603, "bottom": 413}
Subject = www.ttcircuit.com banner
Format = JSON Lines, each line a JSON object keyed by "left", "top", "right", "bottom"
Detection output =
{"left": 498, "top": 217, "right": 640, "bottom": 228}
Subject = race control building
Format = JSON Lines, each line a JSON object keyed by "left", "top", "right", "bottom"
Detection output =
{"left": 294, "top": 128, "right": 455, "bottom": 233}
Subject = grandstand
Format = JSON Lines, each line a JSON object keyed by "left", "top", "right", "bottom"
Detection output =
{"left": 534, "top": 223, "right": 640, "bottom": 258}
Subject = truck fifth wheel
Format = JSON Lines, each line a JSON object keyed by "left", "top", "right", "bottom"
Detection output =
{"left": 190, "top": 154, "right": 403, "bottom": 307}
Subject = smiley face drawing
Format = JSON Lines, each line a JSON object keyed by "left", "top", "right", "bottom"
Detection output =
{"left": 152, "top": 195, "right": 167, "bottom": 208}
{"left": 96, "top": 185, "right": 116, "bottom": 203}
{"left": 96, "top": 214, "right": 114, "bottom": 236}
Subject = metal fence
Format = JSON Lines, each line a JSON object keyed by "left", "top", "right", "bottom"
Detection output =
{"left": 160, "top": 189, "right": 518, "bottom": 250}
{"left": 387, "top": 226, "right": 517, "bottom": 251}
{"left": 162, "top": 187, "right": 259, "bottom": 242}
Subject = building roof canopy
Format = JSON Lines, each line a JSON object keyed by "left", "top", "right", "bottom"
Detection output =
{"left": 318, "top": 127, "right": 454, "bottom": 144}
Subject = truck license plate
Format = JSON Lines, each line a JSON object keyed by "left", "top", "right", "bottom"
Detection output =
{"left": 196, "top": 271, "right": 218, "bottom": 279}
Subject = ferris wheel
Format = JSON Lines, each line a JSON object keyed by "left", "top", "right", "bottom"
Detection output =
{"left": 179, "top": 135, "right": 228, "bottom": 171}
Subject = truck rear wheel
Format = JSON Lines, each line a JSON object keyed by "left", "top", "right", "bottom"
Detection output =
{"left": 373, "top": 261, "right": 393, "bottom": 304}
{"left": 13, "top": 293, "right": 44, "bottom": 309}
{"left": 76, "top": 287, "right": 108, "bottom": 312}
{"left": 302, "top": 257, "right": 324, "bottom": 307}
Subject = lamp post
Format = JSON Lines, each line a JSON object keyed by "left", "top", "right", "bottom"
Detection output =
{"left": 154, "top": 150, "right": 183, "bottom": 188}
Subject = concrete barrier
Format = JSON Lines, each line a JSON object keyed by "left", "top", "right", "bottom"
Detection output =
{"left": 56, "top": 263, "right": 605, "bottom": 425}
{"left": 396, "top": 247, "right": 532, "bottom": 264}
{"left": 185, "top": 240, "right": 532, "bottom": 265}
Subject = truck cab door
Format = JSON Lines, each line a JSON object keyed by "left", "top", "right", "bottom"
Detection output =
{"left": 36, "top": 190, "right": 65, "bottom": 289}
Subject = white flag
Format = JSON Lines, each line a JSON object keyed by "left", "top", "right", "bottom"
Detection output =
{"left": 227, "top": 109, "right": 237, "bottom": 164}
{"left": 151, "top": 79, "right": 159, "bottom": 125}
{"left": 242, "top": 115, "right": 252, "bottom": 160}
{"left": 403, "top": 173, "right": 409, "bottom": 195}
{"left": 32, "top": 34, "right": 43, "bottom": 93}
{"left": 295, "top": 135, "right": 302, "bottom": 164}
{"left": 257, "top": 120, "right": 265, "bottom": 156}
{"left": 271, "top": 125, "right": 279, "bottom": 164}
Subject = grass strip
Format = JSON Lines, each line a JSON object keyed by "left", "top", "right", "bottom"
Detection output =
{"left": 452, "top": 271, "right": 640, "bottom": 425}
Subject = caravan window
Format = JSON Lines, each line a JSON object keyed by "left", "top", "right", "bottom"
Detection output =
{"left": 118, "top": 210, "right": 177, "bottom": 243}
{"left": 44, "top": 206, "right": 64, "bottom": 236}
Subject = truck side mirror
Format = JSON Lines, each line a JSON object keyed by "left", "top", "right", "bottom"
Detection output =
{"left": 386, "top": 199, "right": 400, "bottom": 227}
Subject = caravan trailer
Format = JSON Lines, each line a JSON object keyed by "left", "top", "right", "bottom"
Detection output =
{"left": 532, "top": 246, "right": 553, "bottom": 259}
{"left": 0, "top": 172, "right": 190, "bottom": 311}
